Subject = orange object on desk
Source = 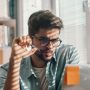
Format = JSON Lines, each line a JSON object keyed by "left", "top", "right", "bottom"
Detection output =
{"left": 64, "top": 65, "right": 80, "bottom": 85}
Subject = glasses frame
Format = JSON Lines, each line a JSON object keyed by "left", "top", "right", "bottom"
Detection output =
{"left": 32, "top": 35, "right": 62, "bottom": 47}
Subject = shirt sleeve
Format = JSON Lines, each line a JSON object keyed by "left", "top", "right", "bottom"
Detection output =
{"left": 0, "top": 65, "right": 8, "bottom": 90}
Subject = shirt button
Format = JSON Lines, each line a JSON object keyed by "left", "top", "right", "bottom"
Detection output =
{"left": 36, "top": 82, "right": 39, "bottom": 86}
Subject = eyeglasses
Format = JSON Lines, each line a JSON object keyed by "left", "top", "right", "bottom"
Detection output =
{"left": 32, "top": 35, "right": 62, "bottom": 47}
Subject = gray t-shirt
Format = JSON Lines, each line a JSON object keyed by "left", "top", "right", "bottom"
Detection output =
{"left": 33, "top": 67, "right": 48, "bottom": 90}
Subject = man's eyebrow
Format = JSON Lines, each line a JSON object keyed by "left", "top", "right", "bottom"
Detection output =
{"left": 53, "top": 38, "right": 59, "bottom": 39}
{"left": 35, "top": 34, "right": 60, "bottom": 39}
{"left": 37, "top": 36, "right": 47, "bottom": 38}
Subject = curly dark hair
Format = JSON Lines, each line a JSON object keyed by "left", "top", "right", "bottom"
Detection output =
{"left": 28, "top": 10, "right": 63, "bottom": 36}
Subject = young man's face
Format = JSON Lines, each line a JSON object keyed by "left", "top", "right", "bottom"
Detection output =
{"left": 32, "top": 28, "right": 61, "bottom": 61}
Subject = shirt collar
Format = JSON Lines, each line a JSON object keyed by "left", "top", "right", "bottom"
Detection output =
{"left": 20, "top": 57, "right": 36, "bottom": 80}
{"left": 20, "top": 53, "right": 57, "bottom": 79}
{"left": 53, "top": 53, "right": 56, "bottom": 62}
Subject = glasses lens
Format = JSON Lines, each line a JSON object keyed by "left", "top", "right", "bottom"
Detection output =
{"left": 40, "top": 38, "right": 49, "bottom": 46}
{"left": 52, "top": 39, "right": 61, "bottom": 47}
{"left": 41, "top": 38, "right": 61, "bottom": 47}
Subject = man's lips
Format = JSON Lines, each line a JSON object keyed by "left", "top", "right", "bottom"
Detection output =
{"left": 42, "top": 51, "right": 54, "bottom": 57}
{"left": 41, "top": 50, "right": 53, "bottom": 53}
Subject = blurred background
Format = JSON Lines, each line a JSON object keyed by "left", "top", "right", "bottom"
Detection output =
{"left": 0, "top": 0, "right": 90, "bottom": 64}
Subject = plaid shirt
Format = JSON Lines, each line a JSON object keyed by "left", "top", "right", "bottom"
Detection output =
{"left": 0, "top": 44, "right": 79, "bottom": 90}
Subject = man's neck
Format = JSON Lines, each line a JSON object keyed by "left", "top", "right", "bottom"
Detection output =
{"left": 31, "top": 54, "right": 47, "bottom": 68}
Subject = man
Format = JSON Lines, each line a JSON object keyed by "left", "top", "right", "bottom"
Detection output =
{"left": 0, "top": 10, "right": 79, "bottom": 90}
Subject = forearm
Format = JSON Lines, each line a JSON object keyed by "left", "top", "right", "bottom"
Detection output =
{"left": 4, "top": 57, "right": 21, "bottom": 90}
{"left": 3, "top": 35, "right": 36, "bottom": 90}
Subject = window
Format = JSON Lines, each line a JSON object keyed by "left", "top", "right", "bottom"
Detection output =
{"left": 23, "top": 0, "right": 42, "bottom": 35}
{"left": 56, "top": 0, "right": 87, "bottom": 64}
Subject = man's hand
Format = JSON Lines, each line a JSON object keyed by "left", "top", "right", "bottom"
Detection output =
{"left": 11, "top": 35, "right": 37, "bottom": 61}
{"left": 4, "top": 36, "right": 37, "bottom": 90}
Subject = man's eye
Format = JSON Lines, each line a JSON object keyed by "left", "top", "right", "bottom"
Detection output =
{"left": 38, "top": 37, "right": 48, "bottom": 41}
{"left": 38, "top": 38, "right": 46, "bottom": 42}
{"left": 38, "top": 38, "right": 43, "bottom": 40}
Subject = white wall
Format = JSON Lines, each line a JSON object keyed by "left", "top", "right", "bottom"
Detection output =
{"left": 41, "top": 0, "right": 51, "bottom": 10}
{"left": 0, "top": 0, "right": 9, "bottom": 47}
{"left": 56, "top": 0, "right": 87, "bottom": 64}
{"left": 86, "top": 3, "right": 90, "bottom": 63}
{"left": 0, "top": 0, "right": 9, "bottom": 17}
{"left": 23, "top": 0, "right": 42, "bottom": 35}
{"left": 16, "top": 0, "right": 42, "bottom": 36}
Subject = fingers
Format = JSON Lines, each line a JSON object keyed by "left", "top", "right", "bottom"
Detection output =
{"left": 14, "top": 35, "right": 32, "bottom": 47}
{"left": 12, "top": 35, "right": 32, "bottom": 54}
{"left": 13, "top": 49, "right": 29, "bottom": 60}
{"left": 13, "top": 47, "right": 37, "bottom": 60}
{"left": 24, "top": 47, "right": 38, "bottom": 58}
{"left": 11, "top": 35, "right": 38, "bottom": 60}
